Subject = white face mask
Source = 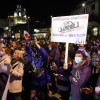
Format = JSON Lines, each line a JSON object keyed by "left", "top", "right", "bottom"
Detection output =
{"left": 21, "top": 50, "right": 24, "bottom": 54}
{"left": 98, "top": 51, "right": 100, "bottom": 54}
{"left": 0, "top": 51, "right": 3, "bottom": 56}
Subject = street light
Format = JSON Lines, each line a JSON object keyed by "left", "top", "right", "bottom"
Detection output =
{"left": 27, "top": 16, "right": 30, "bottom": 33}
{"left": 82, "top": 3, "right": 86, "bottom": 7}
{"left": 82, "top": 3, "right": 86, "bottom": 14}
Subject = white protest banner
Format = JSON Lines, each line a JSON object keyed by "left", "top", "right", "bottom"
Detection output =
{"left": 51, "top": 14, "right": 89, "bottom": 44}
{"left": 51, "top": 14, "right": 89, "bottom": 67}
{"left": 1, "top": 75, "right": 10, "bottom": 100}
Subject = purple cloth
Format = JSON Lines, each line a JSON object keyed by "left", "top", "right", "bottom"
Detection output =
{"left": 26, "top": 45, "right": 51, "bottom": 86}
{"left": 49, "top": 48, "right": 60, "bottom": 64}
{"left": 26, "top": 45, "right": 33, "bottom": 64}
{"left": 69, "top": 61, "right": 91, "bottom": 100}
{"left": 78, "top": 47, "right": 88, "bottom": 57}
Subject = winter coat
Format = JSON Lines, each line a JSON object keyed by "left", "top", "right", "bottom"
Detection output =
{"left": 49, "top": 48, "right": 60, "bottom": 65}
{"left": 69, "top": 60, "right": 91, "bottom": 100}
{"left": 9, "top": 61, "right": 24, "bottom": 93}
{"left": 26, "top": 45, "right": 51, "bottom": 86}
{"left": 0, "top": 54, "right": 11, "bottom": 99}
{"left": 56, "top": 64, "right": 72, "bottom": 92}
{"left": 91, "top": 52, "right": 100, "bottom": 66}
{"left": 0, "top": 54, "right": 11, "bottom": 65}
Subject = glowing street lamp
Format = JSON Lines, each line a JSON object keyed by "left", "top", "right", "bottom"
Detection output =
{"left": 27, "top": 16, "right": 30, "bottom": 32}
{"left": 82, "top": 3, "right": 86, "bottom": 7}
{"left": 82, "top": 3, "right": 86, "bottom": 14}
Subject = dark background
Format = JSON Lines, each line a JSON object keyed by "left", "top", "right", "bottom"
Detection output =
{"left": 0, "top": 0, "right": 84, "bottom": 21}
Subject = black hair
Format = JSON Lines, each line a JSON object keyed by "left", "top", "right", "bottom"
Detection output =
{"left": 75, "top": 50, "right": 86, "bottom": 59}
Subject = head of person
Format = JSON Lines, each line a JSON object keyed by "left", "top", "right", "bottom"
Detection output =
{"left": 30, "top": 90, "right": 36, "bottom": 99}
{"left": 12, "top": 41, "right": 17, "bottom": 48}
{"left": 98, "top": 48, "right": 100, "bottom": 54}
{"left": 13, "top": 49, "right": 23, "bottom": 59}
{"left": 79, "top": 44, "right": 86, "bottom": 50}
{"left": 21, "top": 46, "right": 26, "bottom": 55}
{"left": 1, "top": 47, "right": 11, "bottom": 56}
{"left": 75, "top": 50, "right": 87, "bottom": 64}
{"left": 92, "top": 46, "right": 98, "bottom": 54}
{"left": 49, "top": 42, "right": 57, "bottom": 51}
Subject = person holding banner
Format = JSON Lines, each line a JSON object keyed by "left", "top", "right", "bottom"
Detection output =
{"left": 0, "top": 47, "right": 11, "bottom": 99}
{"left": 8, "top": 49, "right": 24, "bottom": 100}
{"left": 69, "top": 50, "right": 91, "bottom": 100}
{"left": 53, "top": 56, "right": 72, "bottom": 100}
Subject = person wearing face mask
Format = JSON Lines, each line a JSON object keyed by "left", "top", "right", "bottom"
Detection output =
{"left": 0, "top": 50, "right": 4, "bottom": 59}
{"left": 0, "top": 47, "right": 11, "bottom": 64}
{"left": 0, "top": 41, "right": 5, "bottom": 51}
{"left": 69, "top": 50, "right": 91, "bottom": 100}
{"left": 0, "top": 47, "right": 11, "bottom": 99}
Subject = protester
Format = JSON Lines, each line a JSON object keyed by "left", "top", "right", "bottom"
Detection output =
{"left": 8, "top": 49, "right": 24, "bottom": 100}
{"left": 0, "top": 47, "right": 11, "bottom": 99}
{"left": 26, "top": 37, "right": 50, "bottom": 100}
{"left": 91, "top": 46, "right": 100, "bottom": 74}
{"left": 48, "top": 42, "right": 60, "bottom": 94}
{"left": 0, "top": 36, "right": 100, "bottom": 100}
{"left": 53, "top": 57, "right": 72, "bottom": 100}
{"left": 69, "top": 50, "right": 91, "bottom": 100}
{"left": 11, "top": 41, "right": 21, "bottom": 51}
{"left": 0, "top": 40, "right": 5, "bottom": 51}
{"left": 21, "top": 46, "right": 33, "bottom": 100}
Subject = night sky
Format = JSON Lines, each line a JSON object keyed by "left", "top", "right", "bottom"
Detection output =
{"left": 0, "top": 0, "right": 84, "bottom": 21}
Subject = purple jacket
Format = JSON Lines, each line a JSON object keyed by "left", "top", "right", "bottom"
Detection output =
{"left": 49, "top": 48, "right": 60, "bottom": 65}
{"left": 69, "top": 60, "right": 91, "bottom": 100}
{"left": 26, "top": 45, "right": 51, "bottom": 86}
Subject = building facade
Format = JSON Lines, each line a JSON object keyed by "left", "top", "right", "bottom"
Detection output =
{"left": 70, "top": 0, "right": 100, "bottom": 39}
{"left": 0, "top": 5, "right": 29, "bottom": 39}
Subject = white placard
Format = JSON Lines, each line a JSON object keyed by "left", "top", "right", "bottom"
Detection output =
{"left": 51, "top": 14, "right": 89, "bottom": 44}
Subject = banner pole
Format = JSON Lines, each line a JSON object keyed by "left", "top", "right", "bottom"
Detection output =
{"left": 65, "top": 42, "right": 69, "bottom": 69}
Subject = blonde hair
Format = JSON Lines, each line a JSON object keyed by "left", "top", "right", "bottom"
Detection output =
{"left": 15, "top": 50, "right": 23, "bottom": 59}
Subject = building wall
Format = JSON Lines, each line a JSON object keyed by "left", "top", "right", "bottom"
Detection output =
{"left": 71, "top": 0, "right": 99, "bottom": 17}
{"left": 0, "top": 19, "right": 8, "bottom": 28}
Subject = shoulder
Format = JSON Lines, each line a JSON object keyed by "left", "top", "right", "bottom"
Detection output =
{"left": 83, "top": 66, "right": 91, "bottom": 73}
{"left": 16, "top": 61, "right": 24, "bottom": 67}
{"left": 4, "top": 56, "right": 11, "bottom": 64}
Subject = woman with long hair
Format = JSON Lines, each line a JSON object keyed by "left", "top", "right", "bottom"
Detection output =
{"left": 8, "top": 49, "right": 24, "bottom": 100}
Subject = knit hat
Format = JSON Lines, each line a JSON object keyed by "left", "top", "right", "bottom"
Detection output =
{"left": 78, "top": 47, "right": 88, "bottom": 57}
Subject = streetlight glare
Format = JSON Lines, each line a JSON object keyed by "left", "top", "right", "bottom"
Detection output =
{"left": 93, "top": 27, "right": 98, "bottom": 32}
{"left": 82, "top": 3, "right": 86, "bottom": 7}
{"left": 50, "top": 16, "right": 53, "bottom": 18}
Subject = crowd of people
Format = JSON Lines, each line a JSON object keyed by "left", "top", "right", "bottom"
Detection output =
{"left": 0, "top": 37, "right": 100, "bottom": 100}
